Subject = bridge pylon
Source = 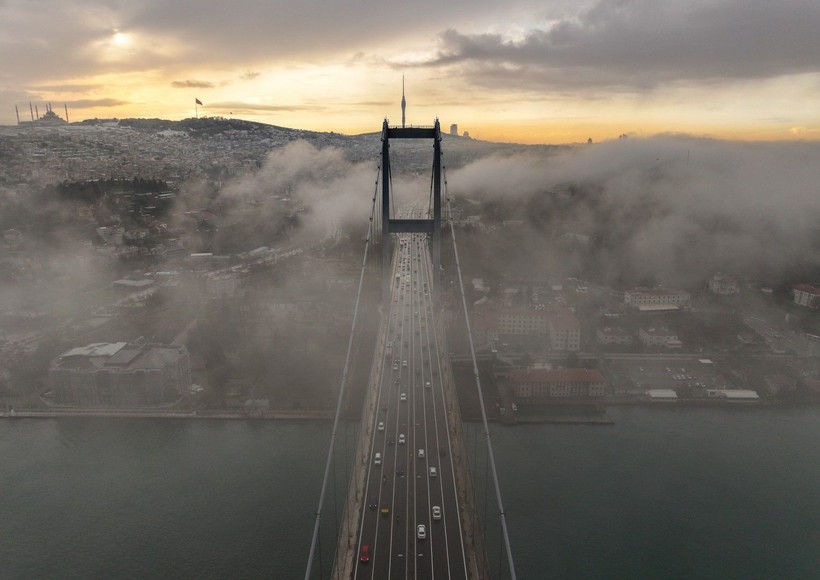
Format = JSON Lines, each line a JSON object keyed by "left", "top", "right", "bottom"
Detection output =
{"left": 380, "top": 118, "right": 442, "bottom": 305}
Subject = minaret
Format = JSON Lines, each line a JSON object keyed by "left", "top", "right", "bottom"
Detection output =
{"left": 401, "top": 75, "right": 406, "bottom": 128}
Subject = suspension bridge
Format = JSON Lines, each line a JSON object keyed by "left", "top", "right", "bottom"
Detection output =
{"left": 305, "top": 120, "right": 516, "bottom": 580}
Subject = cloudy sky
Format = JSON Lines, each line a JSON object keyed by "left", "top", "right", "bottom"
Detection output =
{"left": 2, "top": 0, "right": 819, "bottom": 143}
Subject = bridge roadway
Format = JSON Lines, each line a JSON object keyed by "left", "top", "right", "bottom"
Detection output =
{"left": 352, "top": 230, "right": 469, "bottom": 579}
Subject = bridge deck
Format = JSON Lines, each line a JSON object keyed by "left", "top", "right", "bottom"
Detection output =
{"left": 342, "top": 220, "right": 477, "bottom": 579}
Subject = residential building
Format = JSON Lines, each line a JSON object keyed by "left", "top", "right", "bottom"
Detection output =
{"left": 793, "top": 284, "right": 820, "bottom": 309}
{"left": 473, "top": 303, "right": 581, "bottom": 351}
{"left": 596, "top": 326, "right": 633, "bottom": 346}
{"left": 549, "top": 309, "right": 581, "bottom": 352}
{"left": 624, "top": 287, "right": 690, "bottom": 309}
{"left": 709, "top": 273, "right": 740, "bottom": 295}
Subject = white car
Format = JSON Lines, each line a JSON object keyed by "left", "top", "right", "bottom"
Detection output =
{"left": 378, "top": 421, "right": 384, "bottom": 432}
{"left": 418, "top": 449, "right": 425, "bottom": 459}
{"left": 432, "top": 506, "right": 441, "bottom": 521}
{"left": 400, "top": 393, "right": 407, "bottom": 402}
{"left": 374, "top": 453, "right": 381, "bottom": 465}
{"left": 399, "top": 433, "right": 406, "bottom": 445}
{"left": 425, "top": 381, "right": 431, "bottom": 389}
{"left": 402, "top": 360, "right": 408, "bottom": 368}
{"left": 429, "top": 466, "right": 437, "bottom": 478}
{"left": 417, "top": 524, "right": 426, "bottom": 540}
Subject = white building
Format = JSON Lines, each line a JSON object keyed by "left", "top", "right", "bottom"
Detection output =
{"left": 639, "top": 327, "right": 682, "bottom": 349}
{"left": 625, "top": 287, "right": 690, "bottom": 309}
{"left": 793, "top": 284, "right": 820, "bottom": 309}
{"left": 709, "top": 273, "right": 740, "bottom": 295}
{"left": 549, "top": 310, "right": 581, "bottom": 352}
{"left": 596, "top": 326, "right": 633, "bottom": 346}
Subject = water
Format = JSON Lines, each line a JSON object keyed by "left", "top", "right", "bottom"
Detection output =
{"left": 1, "top": 408, "right": 818, "bottom": 579}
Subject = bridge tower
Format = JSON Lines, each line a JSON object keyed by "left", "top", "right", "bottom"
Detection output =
{"left": 380, "top": 118, "right": 442, "bottom": 304}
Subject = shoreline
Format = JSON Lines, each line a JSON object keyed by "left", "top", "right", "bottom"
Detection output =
{"left": 0, "top": 408, "right": 334, "bottom": 420}
{"left": 2, "top": 399, "right": 816, "bottom": 422}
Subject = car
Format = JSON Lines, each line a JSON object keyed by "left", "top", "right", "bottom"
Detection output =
{"left": 359, "top": 544, "right": 370, "bottom": 564}
{"left": 400, "top": 393, "right": 407, "bottom": 402}
{"left": 418, "top": 448, "right": 425, "bottom": 459}
{"left": 369, "top": 495, "right": 377, "bottom": 510}
{"left": 374, "top": 453, "right": 381, "bottom": 465}
{"left": 398, "top": 433, "right": 406, "bottom": 445}
{"left": 511, "top": 403, "right": 518, "bottom": 412}
{"left": 378, "top": 421, "right": 384, "bottom": 432}
{"left": 432, "top": 506, "right": 441, "bottom": 520}
{"left": 429, "top": 466, "right": 437, "bottom": 478}
{"left": 397, "top": 462, "right": 404, "bottom": 476}
{"left": 425, "top": 381, "right": 431, "bottom": 389}
{"left": 380, "top": 505, "right": 390, "bottom": 517}
{"left": 417, "top": 524, "right": 426, "bottom": 540}
{"left": 387, "top": 436, "right": 395, "bottom": 446}
{"left": 392, "top": 362, "right": 399, "bottom": 371}
{"left": 402, "top": 360, "right": 408, "bottom": 368}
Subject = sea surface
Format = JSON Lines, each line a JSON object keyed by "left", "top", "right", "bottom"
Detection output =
{"left": 0, "top": 407, "right": 818, "bottom": 579}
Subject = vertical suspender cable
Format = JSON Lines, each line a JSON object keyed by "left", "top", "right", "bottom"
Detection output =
{"left": 444, "top": 164, "right": 517, "bottom": 580}
{"left": 305, "top": 163, "right": 381, "bottom": 580}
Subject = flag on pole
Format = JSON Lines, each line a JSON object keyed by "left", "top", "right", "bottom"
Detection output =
{"left": 195, "top": 98, "right": 203, "bottom": 105}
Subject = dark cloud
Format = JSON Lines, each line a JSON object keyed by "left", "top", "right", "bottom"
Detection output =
{"left": 409, "top": 0, "right": 820, "bottom": 92}
{"left": 171, "top": 79, "right": 215, "bottom": 88}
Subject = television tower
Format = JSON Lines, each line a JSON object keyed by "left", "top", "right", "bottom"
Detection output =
{"left": 401, "top": 75, "right": 406, "bottom": 128}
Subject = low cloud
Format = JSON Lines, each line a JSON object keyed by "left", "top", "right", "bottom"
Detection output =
{"left": 451, "top": 137, "right": 820, "bottom": 287}
{"left": 171, "top": 79, "right": 215, "bottom": 89}
{"left": 67, "top": 98, "right": 129, "bottom": 108}
{"left": 208, "top": 101, "right": 325, "bottom": 113}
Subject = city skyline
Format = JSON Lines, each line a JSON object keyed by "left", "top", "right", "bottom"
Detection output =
{"left": 2, "top": 0, "right": 820, "bottom": 143}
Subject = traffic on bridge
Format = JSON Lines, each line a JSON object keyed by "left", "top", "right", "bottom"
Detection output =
{"left": 353, "top": 225, "right": 468, "bottom": 579}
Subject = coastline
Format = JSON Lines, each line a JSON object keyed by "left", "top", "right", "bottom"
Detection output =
{"left": 0, "top": 408, "right": 334, "bottom": 420}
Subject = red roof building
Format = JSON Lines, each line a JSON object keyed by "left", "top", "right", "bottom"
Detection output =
{"left": 509, "top": 368, "right": 607, "bottom": 399}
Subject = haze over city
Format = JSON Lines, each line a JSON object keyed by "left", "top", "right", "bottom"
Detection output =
{"left": 2, "top": 1, "right": 820, "bottom": 579}
{"left": 3, "top": 0, "right": 820, "bottom": 142}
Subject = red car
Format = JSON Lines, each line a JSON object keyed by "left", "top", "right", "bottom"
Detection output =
{"left": 359, "top": 544, "right": 370, "bottom": 564}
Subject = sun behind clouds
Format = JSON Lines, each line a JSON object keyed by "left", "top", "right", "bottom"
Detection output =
{"left": 112, "top": 30, "right": 129, "bottom": 47}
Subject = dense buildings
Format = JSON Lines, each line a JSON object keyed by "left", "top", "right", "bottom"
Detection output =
{"left": 49, "top": 342, "right": 191, "bottom": 407}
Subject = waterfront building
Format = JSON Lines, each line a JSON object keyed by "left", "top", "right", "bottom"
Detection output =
{"left": 49, "top": 342, "right": 191, "bottom": 407}
{"left": 509, "top": 368, "right": 607, "bottom": 399}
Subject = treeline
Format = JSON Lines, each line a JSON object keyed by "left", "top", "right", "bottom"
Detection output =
{"left": 53, "top": 177, "right": 170, "bottom": 203}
